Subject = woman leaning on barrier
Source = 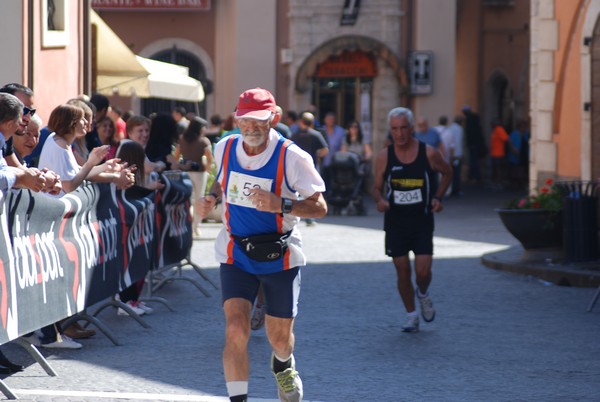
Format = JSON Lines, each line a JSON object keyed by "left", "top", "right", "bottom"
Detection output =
{"left": 112, "top": 139, "right": 164, "bottom": 316}
{"left": 25, "top": 103, "right": 136, "bottom": 349}
{"left": 38, "top": 104, "right": 135, "bottom": 197}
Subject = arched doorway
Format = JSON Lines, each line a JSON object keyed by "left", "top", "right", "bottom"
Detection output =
{"left": 312, "top": 50, "right": 376, "bottom": 130}
{"left": 142, "top": 47, "right": 207, "bottom": 117}
{"left": 295, "top": 35, "right": 405, "bottom": 145}
{"left": 481, "top": 71, "right": 512, "bottom": 181}
{"left": 483, "top": 71, "right": 512, "bottom": 135}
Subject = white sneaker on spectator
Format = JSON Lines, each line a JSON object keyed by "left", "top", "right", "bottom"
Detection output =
{"left": 117, "top": 300, "right": 146, "bottom": 316}
{"left": 21, "top": 334, "right": 40, "bottom": 347}
{"left": 41, "top": 335, "right": 82, "bottom": 349}
{"left": 137, "top": 301, "right": 154, "bottom": 314}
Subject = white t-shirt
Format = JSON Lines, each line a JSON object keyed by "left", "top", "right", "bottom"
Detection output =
{"left": 38, "top": 133, "right": 80, "bottom": 197}
{"left": 213, "top": 130, "right": 326, "bottom": 268}
{"left": 440, "top": 127, "right": 454, "bottom": 161}
{"left": 448, "top": 122, "right": 464, "bottom": 158}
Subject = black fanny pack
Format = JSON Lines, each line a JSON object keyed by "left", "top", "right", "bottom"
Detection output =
{"left": 233, "top": 230, "right": 293, "bottom": 262}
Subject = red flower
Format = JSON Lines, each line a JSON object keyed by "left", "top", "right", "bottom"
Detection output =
{"left": 505, "top": 178, "right": 563, "bottom": 212}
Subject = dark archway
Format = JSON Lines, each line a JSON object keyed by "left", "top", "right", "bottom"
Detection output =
{"left": 295, "top": 35, "right": 406, "bottom": 93}
{"left": 142, "top": 47, "right": 207, "bottom": 117}
{"left": 483, "top": 71, "right": 512, "bottom": 137}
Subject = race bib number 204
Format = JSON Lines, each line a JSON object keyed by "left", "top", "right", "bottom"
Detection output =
{"left": 393, "top": 188, "right": 422, "bottom": 205}
{"left": 227, "top": 171, "right": 273, "bottom": 208}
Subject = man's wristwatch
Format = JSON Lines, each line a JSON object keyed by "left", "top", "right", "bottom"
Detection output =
{"left": 281, "top": 198, "right": 293, "bottom": 214}
{"left": 433, "top": 195, "right": 443, "bottom": 203}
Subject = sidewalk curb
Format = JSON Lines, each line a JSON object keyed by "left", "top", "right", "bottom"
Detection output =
{"left": 481, "top": 246, "right": 600, "bottom": 287}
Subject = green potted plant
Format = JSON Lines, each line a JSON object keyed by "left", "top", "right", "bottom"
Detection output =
{"left": 497, "top": 178, "right": 564, "bottom": 249}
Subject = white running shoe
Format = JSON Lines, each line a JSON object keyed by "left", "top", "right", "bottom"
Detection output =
{"left": 251, "top": 303, "right": 266, "bottom": 330}
{"left": 41, "top": 335, "right": 82, "bottom": 349}
{"left": 117, "top": 300, "right": 146, "bottom": 316}
{"left": 137, "top": 301, "right": 154, "bottom": 314}
{"left": 272, "top": 354, "right": 303, "bottom": 402}
{"left": 418, "top": 294, "right": 436, "bottom": 322}
{"left": 402, "top": 315, "right": 420, "bottom": 332}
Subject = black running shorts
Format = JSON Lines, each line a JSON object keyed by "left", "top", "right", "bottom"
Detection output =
{"left": 384, "top": 216, "right": 434, "bottom": 257}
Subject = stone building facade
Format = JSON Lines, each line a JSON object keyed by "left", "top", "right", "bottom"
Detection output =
{"left": 529, "top": 0, "right": 600, "bottom": 184}
{"left": 286, "top": 0, "right": 404, "bottom": 150}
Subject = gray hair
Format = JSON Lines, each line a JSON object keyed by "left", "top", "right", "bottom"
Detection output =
{"left": 387, "top": 107, "right": 415, "bottom": 127}
{"left": 0, "top": 93, "right": 24, "bottom": 124}
{"left": 29, "top": 113, "right": 42, "bottom": 128}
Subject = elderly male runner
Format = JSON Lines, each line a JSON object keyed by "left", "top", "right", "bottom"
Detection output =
{"left": 372, "top": 107, "right": 452, "bottom": 333}
{"left": 198, "top": 88, "right": 327, "bottom": 402}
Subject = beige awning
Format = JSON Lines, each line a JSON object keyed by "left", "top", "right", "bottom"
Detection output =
{"left": 91, "top": 11, "right": 204, "bottom": 102}
{"left": 135, "top": 56, "right": 205, "bottom": 102}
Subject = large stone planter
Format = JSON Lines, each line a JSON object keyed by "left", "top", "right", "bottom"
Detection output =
{"left": 496, "top": 209, "right": 563, "bottom": 249}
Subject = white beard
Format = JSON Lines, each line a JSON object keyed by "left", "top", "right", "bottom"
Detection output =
{"left": 242, "top": 131, "right": 267, "bottom": 148}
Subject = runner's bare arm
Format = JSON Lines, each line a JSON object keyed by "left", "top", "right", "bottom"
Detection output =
{"left": 250, "top": 189, "right": 327, "bottom": 218}
{"left": 197, "top": 180, "right": 222, "bottom": 218}
{"left": 426, "top": 146, "right": 453, "bottom": 212}
{"left": 371, "top": 147, "right": 389, "bottom": 212}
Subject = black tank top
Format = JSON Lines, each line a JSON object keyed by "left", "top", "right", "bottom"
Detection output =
{"left": 383, "top": 141, "right": 435, "bottom": 219}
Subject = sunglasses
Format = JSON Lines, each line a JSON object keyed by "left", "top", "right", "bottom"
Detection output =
{"left": 236, "top": 118, "right": 270, "bottom": 130}
{"left": 23, "top": 107, "right": 36, "bottom": 116}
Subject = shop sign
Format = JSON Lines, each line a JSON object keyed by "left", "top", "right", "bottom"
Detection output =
{"left": 316, "top": 51, "right": 376, "bottom": 78}
{"left": 91, "top": 0, "right": 211, "bottom": 11}
{"left": 409, "top": 51, "right": 433, "bottom": 95}
{"left": 340, "top": 0, "right": 361, "bottom": 26}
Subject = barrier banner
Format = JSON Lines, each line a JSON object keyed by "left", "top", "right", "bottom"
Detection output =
{"left": 86, "top": 185, "right": 157, "bottom": 307}
{"left": 156, "top": 173, "right": 193, "bottom": 267}
{"left": 0, "top": 183, "right": 156, "bottom": 344}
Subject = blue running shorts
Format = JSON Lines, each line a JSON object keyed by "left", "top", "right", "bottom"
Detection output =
{"left": 220, "top": 264, "right": 301, "bottom": 318}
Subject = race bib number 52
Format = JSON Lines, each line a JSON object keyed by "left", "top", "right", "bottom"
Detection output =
{"left": 227, "top": 171, "right": 273, "bottom": 208}
{"left": 393, "top": 189, "right": 422, "bottom": 205}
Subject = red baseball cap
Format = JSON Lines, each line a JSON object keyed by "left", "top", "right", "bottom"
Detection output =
{"left": 235, "top": 88, "right": 276, "bottom": 120}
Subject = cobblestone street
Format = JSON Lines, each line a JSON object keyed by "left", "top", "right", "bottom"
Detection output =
{"left": 2, "top": 190, "right": 599, "bottom": 401}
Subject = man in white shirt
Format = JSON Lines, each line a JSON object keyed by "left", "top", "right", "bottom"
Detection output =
{"left": 447, "top": 115, "right": 465, "bottom": 196}
{"left": 198, "top": 88, "right": 327, "bottom": 402}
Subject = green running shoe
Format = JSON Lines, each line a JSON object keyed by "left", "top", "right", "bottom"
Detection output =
{"left": 272, "top": 354, "right": 303, "bottom": 402}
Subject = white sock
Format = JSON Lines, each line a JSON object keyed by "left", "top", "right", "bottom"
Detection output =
{"left": 273, "top": 352, "right": 292, "bottom": 363}
{"left": 407, "top": 311, "right": 418, "bottom": 318}
{"left": 226, "top": 381, "right": 248, "bottom": 397}
{"left": 417, "top": 289, "right": 429, "bottom": 298}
